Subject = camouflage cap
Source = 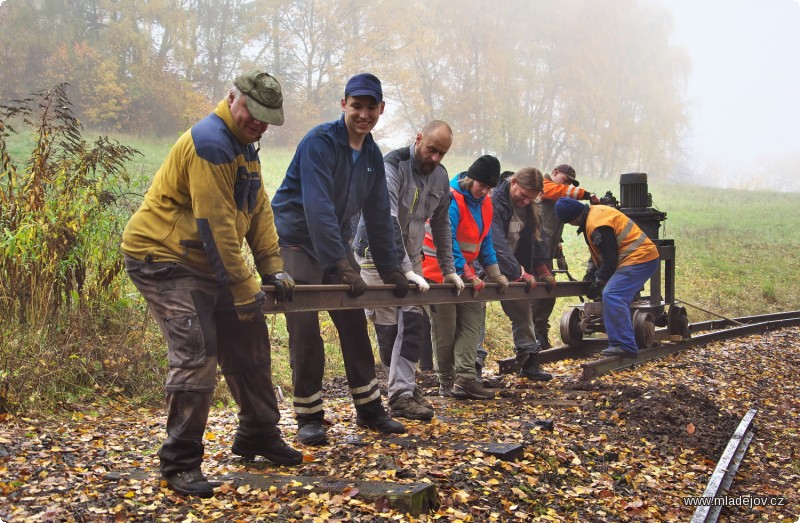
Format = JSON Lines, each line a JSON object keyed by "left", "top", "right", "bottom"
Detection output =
{"left": 234, "top": 70, "right": 285, "bottom": 126}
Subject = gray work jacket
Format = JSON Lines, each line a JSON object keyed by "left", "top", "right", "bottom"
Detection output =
{"left": 354, "top": 144, "right": 455, "bottom": 275}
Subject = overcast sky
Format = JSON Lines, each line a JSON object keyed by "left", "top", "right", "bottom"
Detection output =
{"left": 664, "top": 0, "right": 800, "bottom": 189}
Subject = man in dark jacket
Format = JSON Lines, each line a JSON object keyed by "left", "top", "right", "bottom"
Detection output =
{"left": 271, "top": 73, "right": 409, "bottom": 446}
{"left": 489, "top": 167, "right": 554, "bottom": 381}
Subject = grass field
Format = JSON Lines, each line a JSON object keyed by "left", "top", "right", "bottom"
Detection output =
{"left": 3, "top": 129, "right": 798, "bottom": 411}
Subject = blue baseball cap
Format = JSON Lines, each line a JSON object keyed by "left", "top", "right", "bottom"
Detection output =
{"left": 345, "top": 73, "right": 383, "bottom": 103}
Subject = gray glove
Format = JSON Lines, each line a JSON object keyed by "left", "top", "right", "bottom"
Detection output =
{"left": 484, "top": 263, "right": 509, "bottom": 294}
{"left": 443, "top": 272, "right": 466, "bottom": 295}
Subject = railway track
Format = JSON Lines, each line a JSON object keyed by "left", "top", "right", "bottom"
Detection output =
{"left": 578, "top": 310, "right": 800, "bottom": 379}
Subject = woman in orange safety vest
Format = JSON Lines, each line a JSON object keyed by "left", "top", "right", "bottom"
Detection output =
{"left": 422, "top": 155, "right": 508, "bottom": 400}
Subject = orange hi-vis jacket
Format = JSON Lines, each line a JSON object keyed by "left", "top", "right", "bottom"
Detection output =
{"left": 541, "top": 178, "right": 588, "bottom": 201}
{"left": 422, "top": 188, "right": 493, "bottom": 283}
{"left": 585, "top": 206, "right": 659, "bottom": 269}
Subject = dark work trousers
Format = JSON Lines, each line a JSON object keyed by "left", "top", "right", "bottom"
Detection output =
{"left": 280, "top": 247, "right": 384, "bottom": 424}
{"left": 125, "top": 256, "right": 281, "bottom": 475}
{"left": 500, "top": 297, "right": 541, "bottom": 351}
{"left": 529, "top": 260, "right": 557, "bottom": 348}
{"left": 418, "top": 310, "right": 434, "bottom": 371}
{"left": 529, "top": 296, "right": 557, "bottom": 349}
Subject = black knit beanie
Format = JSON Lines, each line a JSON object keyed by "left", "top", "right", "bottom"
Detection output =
{"left": 467, "top": 155, "right": 501, "bottom": 187}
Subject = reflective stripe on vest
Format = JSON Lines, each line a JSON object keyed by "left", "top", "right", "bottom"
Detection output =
{"left": 585, "top": 205, "right": 659, "bottom": 268}
{"left": 422, "top": 187, "right": 493, "bottom": 282}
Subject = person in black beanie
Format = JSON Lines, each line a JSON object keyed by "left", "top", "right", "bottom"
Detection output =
{"left": 422, "top": 155, "right": 508, "bottom": 399}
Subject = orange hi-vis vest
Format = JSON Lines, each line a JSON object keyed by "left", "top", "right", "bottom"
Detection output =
{"left": 585, "top": 205, "right": 660, "bottom": 269}
{"left": 422, "top": 187, "right": 493, "bottom": 283}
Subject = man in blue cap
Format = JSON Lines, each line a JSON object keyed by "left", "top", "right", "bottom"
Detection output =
{"left": 271, "top": 73, "right": 410, "bottom": 445}
{"left": 555, "top": 198, "right": 660, "bottom": 357}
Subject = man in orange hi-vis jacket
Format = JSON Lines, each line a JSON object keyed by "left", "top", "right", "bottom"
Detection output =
{"left": 556, "top": 198, "right": 660, "bottom": 358}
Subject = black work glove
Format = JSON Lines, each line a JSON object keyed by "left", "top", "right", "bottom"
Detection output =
{"left": 236, "top": 291, "right": 267, "bottom": 323}
{"left": 587, "top": 279, "right": 605, "bottom": 300}
{"left": 262, "top": 271, "right": 295, "bottom": 302}
{"left": 381, "top": 269, "right": 410, "bottom": 298}
{"left": 335, "top": 258, "right": 368, "bottom": 297}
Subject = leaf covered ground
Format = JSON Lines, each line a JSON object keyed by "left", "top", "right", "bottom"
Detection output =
{"left": 1, "top": 327, "right": 798, "bottom": 522}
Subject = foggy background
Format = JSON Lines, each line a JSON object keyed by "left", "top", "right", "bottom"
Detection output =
{"left": 668, "top": 0, "right": 800, "bottom": 190}
{"left": 1, "top": 0, "right": 798, "bottom": 191}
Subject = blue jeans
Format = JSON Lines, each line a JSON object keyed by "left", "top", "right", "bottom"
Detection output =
{"left": 603, "top": 259, "right": 660, "bottom": 354}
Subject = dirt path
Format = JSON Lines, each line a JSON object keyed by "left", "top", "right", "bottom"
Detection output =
{"left": 2, "top": 328, "right": 798, "bottom": 522}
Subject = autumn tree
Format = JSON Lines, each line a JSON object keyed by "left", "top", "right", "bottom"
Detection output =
{"left": 0, "top": 0, "right": 690, "bottom": 177}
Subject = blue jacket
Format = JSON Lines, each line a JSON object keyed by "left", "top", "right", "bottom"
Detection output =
{"left": 449, "top": 172, "right": 498, "bottom": 274}
{"left": 271, "top": 115, "right": 398, "bottom": 272}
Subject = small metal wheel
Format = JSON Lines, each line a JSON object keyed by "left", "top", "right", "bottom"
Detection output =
{"left": 667, "top": 305, "right": 690, "bottom": 339}
{"left": 560, "top": 307, "right": 584, "bottom": 347}
{"left": 633, "top": 310, "right": 656, "bottom": 349}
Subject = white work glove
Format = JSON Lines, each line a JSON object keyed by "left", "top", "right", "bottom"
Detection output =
{"left": 443, "top": 272, "right": 466, "bottom": 296}
{"left": 404, "top": 270, "right": 430, "bottom": 293}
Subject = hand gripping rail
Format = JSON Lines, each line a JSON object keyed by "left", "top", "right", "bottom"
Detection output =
{"left": 260, "top": 281, "right": 592, "bottom": 313}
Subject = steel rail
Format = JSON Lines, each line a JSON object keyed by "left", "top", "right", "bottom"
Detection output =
{"left": 260, "top": 281, "right": 591, "bottom": 313}
{"left": 688, "top": 310, "right": 800, "bottom": 333}
{"left": 580, "top": 312, "right": 800, "bottom": 380}
{"left": 691, "top": 408, "right": 758, "bottom": 523}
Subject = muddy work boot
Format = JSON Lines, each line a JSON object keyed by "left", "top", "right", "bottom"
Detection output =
{"left": 519, "top": 353, "right": 553, "bottom": 381}
{"left": 390, "top": 394, "right": 433, "bottom": 420}
{"left": 162, "top": 468, "right": 214, "bottom": 498}
{"left": 438, "top": 376, "right": 455, "bottom": 397}
{"left": 412, "top": 387, "right": 433, "bottom": 411}
{"left": 356, "top": 412, "right": 406, "bottom": 434}
{"left": 232, "top": 434, "right": 303, "bottom": 465}
{"left": 356, "top": 403, "right": 407, "bottom": 434}
{"left": 296, "top": 419, "right": 328, "bottom": 446}
{"left": 452, "top": 376, "right": 496, "bottom": 400}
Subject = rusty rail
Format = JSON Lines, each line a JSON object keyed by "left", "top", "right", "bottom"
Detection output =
{"left": 580, "top": 311, "right": 800, "bottom": 379}
{"left": 260, "top": 281, "right": 592, "bottom": 313}
{"left": 691, "top": 408, "right": 758, "bottom": 523}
